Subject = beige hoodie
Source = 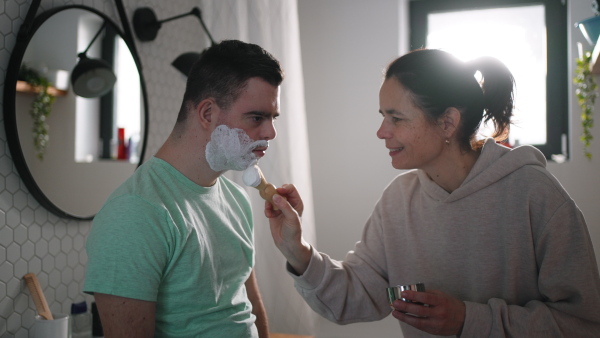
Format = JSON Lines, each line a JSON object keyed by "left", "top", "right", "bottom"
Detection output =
{"left": 289, "top": 139, "right": 600, "bottom": 337}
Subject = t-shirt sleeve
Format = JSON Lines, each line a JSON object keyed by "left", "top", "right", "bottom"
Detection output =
{"left": 84, "top": 194, "right": 172, "bottom": 302}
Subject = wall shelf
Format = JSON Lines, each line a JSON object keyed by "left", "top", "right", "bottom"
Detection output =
{"left": 16, "top": 80, "right": 67, "bottom": 96}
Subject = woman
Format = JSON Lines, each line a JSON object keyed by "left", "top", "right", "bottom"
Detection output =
{"left": 266, "top": 49, "right": 600, "bottom": 337}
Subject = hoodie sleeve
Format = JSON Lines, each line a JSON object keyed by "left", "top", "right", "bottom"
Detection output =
{"left": 461, "top": 199, "right": 600, "bottom": 337}
{"left": 286, "top": 215, "right": 393, "bottom": 324}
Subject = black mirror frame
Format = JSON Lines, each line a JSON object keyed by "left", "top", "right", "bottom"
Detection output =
{"left": 3, "top": 4, "right": 149, "bottom": 220}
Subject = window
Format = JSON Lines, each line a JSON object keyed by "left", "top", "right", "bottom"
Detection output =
{"left": 410, "top": 0, "right": 568, "bottom": 159}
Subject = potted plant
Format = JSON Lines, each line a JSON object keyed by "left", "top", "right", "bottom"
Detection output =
{"left": 574, "top": 51, "right": 597, "bottom": 160}
{"left": 574, "top": 2, "right": 600, "bottom": 160}
{"left": 18, "top": 64, "right": 56, "bottom": 160}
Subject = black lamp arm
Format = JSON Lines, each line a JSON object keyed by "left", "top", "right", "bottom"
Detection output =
{"left": 190, "top": 7, "right": 216, "bottom": 46}
{"left": 156, "top": 9, "right": 195, "bottom": 25}
{"left": 80, "top": 22, "right": 107, "bottom": 56}
{"left": 156, "top": 7, "right": 215, "bottom": 46}
{"left": 133, "top": 6, "right": 215, "bottom": 45}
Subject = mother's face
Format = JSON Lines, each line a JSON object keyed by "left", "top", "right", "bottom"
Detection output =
{"left": 377, "top": 78, "right": 446, "bottom": 171}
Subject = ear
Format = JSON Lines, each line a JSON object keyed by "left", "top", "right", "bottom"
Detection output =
{"left": 439, "top": 107, "right": 461, "bottom": 138}
{"left": 197, "top": 98, "right": 218, "bottom": 129}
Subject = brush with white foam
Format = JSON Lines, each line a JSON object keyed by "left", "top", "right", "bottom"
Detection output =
{"left": 23, "top": 272, "right": 53, "bottom": 320}
{"left": 243, "top": 163, "right": 279, "bottom": 208}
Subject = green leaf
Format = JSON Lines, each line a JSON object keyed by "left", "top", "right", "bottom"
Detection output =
{"left": 574, "top": 52, "right": 597, "bottom": 160}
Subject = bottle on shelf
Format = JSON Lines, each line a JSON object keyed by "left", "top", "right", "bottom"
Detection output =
{"left": 117, "top": 127, "right": 128, "bottom": 160}
{"left": 71, "top": 301, "right": 92, "bottom": 338}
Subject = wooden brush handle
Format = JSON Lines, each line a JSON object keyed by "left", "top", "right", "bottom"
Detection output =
{"left": 256, "top": 178, "right": 277, "bottom": 203}
{"left": 253, "top": 172, "right": 282, "bottom": 210}
{"left": 245, "top": 165, "right": 285, "bottom": 209}
{"left": 23, "top": 273, "right": 53, "bottom": 320}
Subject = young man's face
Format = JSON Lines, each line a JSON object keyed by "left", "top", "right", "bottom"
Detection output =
{"left": 218, "top": 77, "right": 280, "bottom": 159}
{"left": 204, "top": 77, "right": 280, "bottom": 172}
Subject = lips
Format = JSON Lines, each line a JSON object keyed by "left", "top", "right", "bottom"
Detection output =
{"left": 387, "top": 146, "right": 404, "bottom": 156}
{"left": 253, "top": 147, "right": 268, "bottom": 157}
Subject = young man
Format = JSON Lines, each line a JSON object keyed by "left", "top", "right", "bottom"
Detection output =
{"left": 84, "top": 40, "right": 284, "bottom": 337}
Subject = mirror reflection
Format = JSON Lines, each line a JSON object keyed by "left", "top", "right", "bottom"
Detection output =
{"left": 10, "top": 7, "right": 147, "bottom": 219}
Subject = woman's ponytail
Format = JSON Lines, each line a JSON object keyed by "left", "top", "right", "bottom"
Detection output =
{"left": 467, "top": 57, "right": 515, "bottom": 146}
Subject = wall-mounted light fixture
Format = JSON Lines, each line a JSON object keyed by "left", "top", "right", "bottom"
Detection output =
{"left": 576, "top": 0, "right": 600, "bottom": 46}
{"left": 133, "top": 7, "right": 216, "bottom": 76}
{"left": 71, "top": 22, "right": 117, "bottom": 98}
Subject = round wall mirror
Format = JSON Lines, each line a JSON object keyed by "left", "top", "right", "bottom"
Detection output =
{"left": 4, "top": 5, "right": 148, "bottom": 220}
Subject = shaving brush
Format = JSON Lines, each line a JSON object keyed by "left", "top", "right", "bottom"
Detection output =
{"left": 242, "top": 164, "right": 278, "bottom": 208}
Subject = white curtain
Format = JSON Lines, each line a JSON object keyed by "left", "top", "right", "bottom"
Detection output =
{"left": 201, "top": 0, "right": 317, "bottom": 335}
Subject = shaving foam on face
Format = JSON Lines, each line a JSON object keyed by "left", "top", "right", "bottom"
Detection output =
{"left": 243, "top": 164, "right": 262, "bottom": 187}
{"left": 205, "top": 125, "right": 268, "bottom": 172}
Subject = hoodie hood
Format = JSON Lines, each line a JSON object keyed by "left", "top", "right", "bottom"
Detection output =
{"left": 418, "top": 138, "right": 547, "bottom": 202}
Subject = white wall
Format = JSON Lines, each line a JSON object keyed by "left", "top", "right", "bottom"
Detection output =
{"left": 298, "top": 1, "right": 406, "bottom": 337}
{"left": 298, "top": 1, "right": 600, "bottom": 338}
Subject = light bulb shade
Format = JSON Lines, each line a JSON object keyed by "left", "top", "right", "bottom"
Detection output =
{"left": 172, "top": 52, "right": 201, "bottom": 77}
{"left": 71, "top": 55, "right": 117, "bottom": 98}
{"left": 576, "top": 16, "right": 600, "bottom": 46}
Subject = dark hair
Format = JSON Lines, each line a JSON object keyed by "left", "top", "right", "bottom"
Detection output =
{"left": 177, "top": 40, "right": 284, "bottom": 123}
{"left": 385, "top": 49, "right": 514, "bottom": 150}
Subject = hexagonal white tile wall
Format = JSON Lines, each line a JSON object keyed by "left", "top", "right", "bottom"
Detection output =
{"left": 0, "top": 0, "right": 201, "bottom": 336}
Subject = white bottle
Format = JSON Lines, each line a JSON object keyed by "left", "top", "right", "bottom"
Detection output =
{"left": 71, "top": 301, "right": 92, "bottom": 338}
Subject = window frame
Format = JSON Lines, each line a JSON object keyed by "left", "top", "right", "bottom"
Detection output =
{"left": 409, "top": 0, "right": 568, "bottom": 160}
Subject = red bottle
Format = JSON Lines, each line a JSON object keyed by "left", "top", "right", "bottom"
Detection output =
{"left": 117, "top": 128, "right": 127, "bottom": 160}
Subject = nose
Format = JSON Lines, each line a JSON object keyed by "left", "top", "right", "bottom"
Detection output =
{"left": 376, "top": 120, "right": 390, "bottom": 140}
{"left": 262, "top": 121, "right": 277, "bottom": 140}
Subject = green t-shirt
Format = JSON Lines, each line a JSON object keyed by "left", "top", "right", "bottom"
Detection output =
{"left": 84, "top": 157, "right": 257, "bottom": 337}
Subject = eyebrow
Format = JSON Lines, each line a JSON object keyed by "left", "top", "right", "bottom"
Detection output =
{"left": 245, "top": 110, "right": 280, "bottom": 118}
{"left": 379, "top": 109, "right": 404, "bottom": 116}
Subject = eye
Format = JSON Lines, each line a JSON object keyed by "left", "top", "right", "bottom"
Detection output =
{"left": 247, "top": 114, "right": 265, "bottom": 123}
{"left": 379, "top": 111, "right": 402, "bottom": 123}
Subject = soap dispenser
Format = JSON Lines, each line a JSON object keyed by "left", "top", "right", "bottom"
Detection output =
{"left": 71, "top": 301, "right": 92, "bottom": 338}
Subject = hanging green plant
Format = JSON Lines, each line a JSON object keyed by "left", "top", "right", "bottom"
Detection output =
{"left": 574, "top": 51, "right": 597, "bottom": 160}
{"left": 18, "top": 64, "right": 56, "bottom": 160}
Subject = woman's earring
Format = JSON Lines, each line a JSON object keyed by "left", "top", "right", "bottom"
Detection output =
{"left": 445, "top": 139, "right": 450, "bottom": 145}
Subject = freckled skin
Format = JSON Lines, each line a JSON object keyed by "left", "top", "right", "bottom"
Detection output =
{"left": 377, "top": 78, "right": 446, "bottom": 172}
